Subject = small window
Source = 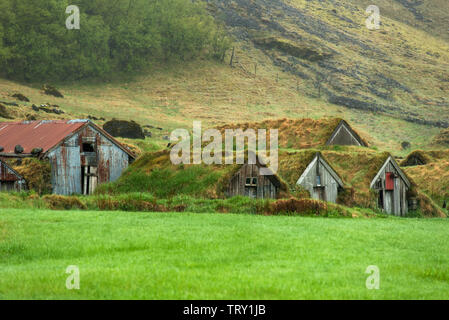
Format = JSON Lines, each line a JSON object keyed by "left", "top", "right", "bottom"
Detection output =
{"left": 316, "top": 175, "right": 321, "bottom": 186}
{"left": 82, "top": 142, "right": 95, "bottom": 153}
{"left": 245, "top": 177, "right": 257, "bottom": 186}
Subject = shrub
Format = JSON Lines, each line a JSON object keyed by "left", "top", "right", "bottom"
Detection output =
{"left": 92, "top": 193, "right": 167, "bottom": 212}
{"left": 12, "top": 158, "right": 52, "bottom": 195}
{"left": 42, "top": 195, "right": 87, "bottom": 210}
{"left": 270, "top": 198, "right": 328, "bottom": 216}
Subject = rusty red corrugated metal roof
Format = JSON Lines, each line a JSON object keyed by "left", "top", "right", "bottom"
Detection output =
{"left": 0, "top": 120, "right": 87, "bottom": 155}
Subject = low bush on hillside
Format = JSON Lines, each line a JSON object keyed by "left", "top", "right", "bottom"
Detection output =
{"left": 92, "top": 193, "right": 167, "bottom": 212}
{"left": 269, "top": 198, "right": 358, "bottom": 217}
{"left": 42, "top": 195, "right": 87, "bottom": 210}
{"left": 0, "top": 191, "right": 441, "bottom": 218}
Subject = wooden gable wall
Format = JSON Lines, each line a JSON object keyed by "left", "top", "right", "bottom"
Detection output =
{"left": 296, "top": 155, "right": 342, "bottom": 203}
{"left": 371, "top": 158, "right": 410, "bottom": 216}
{"left": 228, "top": 164, "right": 278, "bottom": 199}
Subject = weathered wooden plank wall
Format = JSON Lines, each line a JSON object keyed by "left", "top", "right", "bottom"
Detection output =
{"left": 373, "top": 160, "right": 409, "bottom": 216}
{"left": 228, "top": 164, "right": 278, "bottom": 199}
{"left": 297, "top": 158, "right": 340, "bottom": 203}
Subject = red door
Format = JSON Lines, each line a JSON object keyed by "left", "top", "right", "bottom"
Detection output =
{"left": 385, "top": 172, "right": 394, "bottom": 191}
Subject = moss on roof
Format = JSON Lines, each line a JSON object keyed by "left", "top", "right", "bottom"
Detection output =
{"left": 215, "top": 118, "right": 371, "bottom": 150}
{"left": 403, "top": 150, "right": 449, "bottom": 204}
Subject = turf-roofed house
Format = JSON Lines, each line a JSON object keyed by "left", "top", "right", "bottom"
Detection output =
{"left": 296, "top": 152, "right": 344, "bottom": 203}
{"left": 371, "top": 155, "right": 411, "bottom": 216}
{"left": 0, "top": 120, "right": 135, "bottom": 195}
{"left": 227, "top": 156, "right": 283, "bottom": 199}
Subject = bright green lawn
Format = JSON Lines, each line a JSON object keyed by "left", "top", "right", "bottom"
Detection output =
{"left": 0, "top": 209, "right": 448, "bottom": 300}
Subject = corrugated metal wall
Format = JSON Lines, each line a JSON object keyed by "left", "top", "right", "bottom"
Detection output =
{"left": 47, "top": 125, "right": 130, "bottom": 195}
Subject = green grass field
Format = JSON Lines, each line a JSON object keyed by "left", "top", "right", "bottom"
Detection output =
{"left": 0, "top": 209, "right": 448, "bottom": 300}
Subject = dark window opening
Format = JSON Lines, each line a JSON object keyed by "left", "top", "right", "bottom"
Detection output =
{"left": 82, "top": 142, "right": 95, "bottom": 153}
{"left": 316, "top": 175, "right": 322, "bottom": 186}
{"left": 246, "top": 177, "right": 257, "bottom": 186}
{"left": 378, "top": 191, "right": 384, "bottom": 209}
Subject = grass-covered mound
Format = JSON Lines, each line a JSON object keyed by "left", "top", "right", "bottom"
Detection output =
{"left": 96, "top": 150, "right": 290, "bottom": 199}
{"left": 403, "top": 150, "right": 449, "bottom": 206}
{"left": 401, "top": 150, "right": 432, "bottom": 167}
{"left": 401, "top": 150, "right": 449, "bottom": 167}
{"left": 96, "top": 150, "right": 237, "bottom": 198}
{"left": 215, "top": 118, "right": 371, "bottom": 150}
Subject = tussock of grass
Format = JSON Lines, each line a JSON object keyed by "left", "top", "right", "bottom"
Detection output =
{"left": 0, "top": 191, "right": 376, "bottom": 218}
{"left": 401, "top": 150, "right": 432, "bottom": 166}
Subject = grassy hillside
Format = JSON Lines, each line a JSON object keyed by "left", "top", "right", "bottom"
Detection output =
{"left": 208, "top": 0, "right": 449, "bottom": 127}
{"left": 1, "top": 209, "right": 449, "bottom": 299}
{"left": 0, "top": 60, "right": 443, "bottom": 155}
{"left": 1, "top": 1, "right": 448, "bottom": 155}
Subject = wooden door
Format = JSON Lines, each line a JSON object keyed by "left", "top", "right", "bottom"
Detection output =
{"left": 314, "top": 187, "right": 326, "bottom": 202}
{"left": 245, "top": 187, "right": 257, "bottom": 199}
